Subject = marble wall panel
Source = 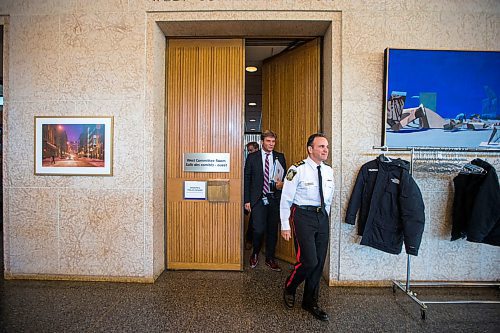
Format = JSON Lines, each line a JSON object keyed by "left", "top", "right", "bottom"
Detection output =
{"left": 58, "top": 188, "right": 144, "bottom": 277}
{"left": 385, "top": 10, "right": 442, "bottom": 50}
{"left": 144, "top": 188, "right": 153, "bottom": 277}
{"left": 425, "top": 190, "right": 454, "bottom": 240}
{"left": 342, "top": 52, "right": 384, "bottom": 104}
{"left": 341, "top": 101, "right": 383, "bottom": 152}
{"left": 437, "top": 11, "right": 489, "bottom": 49}
{"left": 139, "top": 0, "right": 395, "bottom": 13}
{"left": 385, "top": 10, "right": 491, "bottom": 50}
{"left": 340, "top": 152, "right": 377, "bottom": 194}
{"left": 74, "top": 0, "right": 128, "bottom": 13}
{"left": 410, "top": 190, "right": 439, "bottom": 280}
{"left": 412, "top": 171, "right": 455, "bottom": 193}
{"left": 486, "top": 14, "right": 500, "bottom": 49}
{"left": 7, "top": 188, "right": 60, "bottom": 275}
{"left": 342, "top": 10, "right": 386, "bottom": 54}
{"left": 3, "top": 0, "right": 499, "bottom": 283}
{"left": 339, "top": 230, "right": 409, "bottom": 281}
{"left": 385, "top": 0, "right": 500, "bottom": 13}
{"left": 0, "top": 0, "right": 77, "bottom": 16}
{"left": 59, "top": 12, "right": 145, "bottom": 100}
{"left": 74, "top": 100, "right": 145, "bottom": 189}
{"left": 144, "top": 21, "right": 165, "bottom": 190}
{"left": 5, "top": 100, "right": 146, "bottom": 190}
{"left": 480, "top": 245, "right": 500, "bottom": 281}
{"left": 339, "top": 152, "right": 500, "bottom": 282}
{"left": 6, "top": 101, "right": 75, "bottom": 188}
{"left": 0, "top": 0, "right": 128, "bottom": 16}
{"left": 328, "top": 190, "right": 344, "bottom": 281}
{"left": 144, "top": 99, "right": 165, "bottom": 190}
{"left": 9, "top": 15, "right": 60, "bottom": 101}
{"left": 428, "top": 237, "right": 484, "bottom": 280}
{"left": 338, "top": 181, "right": 419, "bottom": 282}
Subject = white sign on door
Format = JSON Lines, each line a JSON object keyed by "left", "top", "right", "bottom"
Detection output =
{"left": 183, "top": 153, "right": 230, "bottom": 172}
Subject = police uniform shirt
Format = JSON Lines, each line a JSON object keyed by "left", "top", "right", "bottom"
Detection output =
{"left": 280, "top": 156, "right": 335, "bottom": 231}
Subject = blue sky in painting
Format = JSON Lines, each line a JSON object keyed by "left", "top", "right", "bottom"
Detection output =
{"left": 387, "top": 49, "right": 500, "bottom": 119}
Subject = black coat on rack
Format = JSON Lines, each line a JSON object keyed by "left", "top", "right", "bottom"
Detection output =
{"left": 452, "top": 158, "right": 500, "bottom": 246}
{"left": 345, "top": 155, "right": 425, "bottom": 255}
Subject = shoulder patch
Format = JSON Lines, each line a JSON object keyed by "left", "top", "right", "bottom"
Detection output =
{"left": 293, "top": 160, "right": 305, "bottom": 167}
{"left": 286, "top": 169, "right": 297, "bottom": 181}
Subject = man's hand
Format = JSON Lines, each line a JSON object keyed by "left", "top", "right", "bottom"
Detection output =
{"left": 244, "top": 202, "right": 251, "bottom": 212}
{"left": 275, "top": 180, "right": 284, "bottom": 190}
{"left": 281, "top": 230, "right": 291, "bottom": 241}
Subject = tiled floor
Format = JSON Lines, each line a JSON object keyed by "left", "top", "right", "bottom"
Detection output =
{"left": 1, "top": 242, "right": 499, "bottom": 332}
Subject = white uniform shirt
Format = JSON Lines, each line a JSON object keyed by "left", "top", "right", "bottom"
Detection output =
{"left": 280, "top": 156, "right": 335, "bottom": 231}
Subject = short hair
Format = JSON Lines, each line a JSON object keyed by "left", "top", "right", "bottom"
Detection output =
{"left": 261, "top": 130, "right": 277, "bottom": 141}
{"left": 307, "top": 133, "right": 327, "bottom": 149}
{"left": 246, "top": 142, "right": 259, "bottom": 150}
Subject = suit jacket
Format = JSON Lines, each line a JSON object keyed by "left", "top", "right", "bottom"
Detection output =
{"left": 244, "top": 150, "right": 286, "bottom": 208}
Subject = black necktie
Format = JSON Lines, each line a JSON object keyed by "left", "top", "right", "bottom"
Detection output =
{"left": 317, "top": 165, "right": 325, "bottom": 208}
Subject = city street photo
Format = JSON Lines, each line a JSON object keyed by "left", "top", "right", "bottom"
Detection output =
{"left": 34, "top": 116, "right": 113, "bottom": 175}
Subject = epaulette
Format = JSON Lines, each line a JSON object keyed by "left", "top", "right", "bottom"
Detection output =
{"left": 293, "top": 160, "right": 305, "bottom": 167}
{"left": 323, "top": 162, "right": 331, "bottom": 167}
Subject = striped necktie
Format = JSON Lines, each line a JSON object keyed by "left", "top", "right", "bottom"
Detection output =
{"left": 263, "top": 153, "right": 270, "bottom": 194}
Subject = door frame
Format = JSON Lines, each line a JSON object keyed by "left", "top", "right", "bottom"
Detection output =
{"left": 145, "top": 12, "right": 341, "bottom": 282}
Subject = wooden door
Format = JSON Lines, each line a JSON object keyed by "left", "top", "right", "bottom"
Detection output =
{"left": 166, "top": 39, "right": 244, "bottom": 270}
{"left": 261, "top": 38, "right": 321, "bottom": 263}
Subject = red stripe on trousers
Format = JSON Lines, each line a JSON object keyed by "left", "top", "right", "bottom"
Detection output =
{"left": 286, "top": 206, "right": 301, "bottom": 288}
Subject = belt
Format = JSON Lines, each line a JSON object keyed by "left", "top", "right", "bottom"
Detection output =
{"left": 294, "top": 205, "right": 323, "bottom": 213}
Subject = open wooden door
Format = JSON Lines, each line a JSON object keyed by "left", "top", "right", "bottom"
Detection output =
{"left": 261, "top": 38, "right": 321, "bottom": 263}
{"left": 166, "top": 39, "right": 244, "bottom": 270}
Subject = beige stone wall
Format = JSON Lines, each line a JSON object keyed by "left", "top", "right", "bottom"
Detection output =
{"left": 1, "top": 1, "right": 499, "bottom": 283}
{"left": 1, "top": 1, "right": 163, "bottom": 281}
{"left": 336, "top": 1, "right": 500, "bottom": 284}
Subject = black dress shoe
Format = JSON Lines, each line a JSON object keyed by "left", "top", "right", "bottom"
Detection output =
{"left": 249, "top": 254, "right": 258, "bottom": 268}
{"left": 302, "top": 304, "right": 329, "bottom": 321}
{"left": 265, "top": 259, "right": 282, "bottom": 272}
{"left": 283, "top": 289, "right": 295, "bottom": 309}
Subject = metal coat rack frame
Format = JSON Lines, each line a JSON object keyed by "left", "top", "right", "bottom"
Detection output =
{"left": 372, "top": 145, "right": 500, "bottom": 320}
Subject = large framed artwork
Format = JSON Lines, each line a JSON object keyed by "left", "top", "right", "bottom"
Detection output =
{"left": 34, "top": 116, "right": 114, "bottom": 175}
{"left": 383, "top": 48, "right": 500, "bottom": 148}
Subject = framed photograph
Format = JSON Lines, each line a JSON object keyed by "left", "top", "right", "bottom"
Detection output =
{"left": 383, "top": 48, "right": 500, "bottom": 148}
{"left": 34, "top": 116, "right": 114, "bottom": 176}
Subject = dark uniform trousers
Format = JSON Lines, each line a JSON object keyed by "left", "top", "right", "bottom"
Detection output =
{"left": 285, "top": 206, "right": 329, "bottom": 306}
{"left": 251, "top": 193, "right": 280, "bottom": 260}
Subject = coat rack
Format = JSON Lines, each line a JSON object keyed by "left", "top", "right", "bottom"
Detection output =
{"left": 372, "top": 145, "right": 500, "bottom": 320}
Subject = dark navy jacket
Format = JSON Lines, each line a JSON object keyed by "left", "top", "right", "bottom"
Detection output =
{"left": 345, "top": 156, "right": 425, "bottom": 255}
{"left": 244, "top": 150, "right": 286, "bottom": 208}
{"left": 452, "top": 158, "right": 500, "bottom": 246}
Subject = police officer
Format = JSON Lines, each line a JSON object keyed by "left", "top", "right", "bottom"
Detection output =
{"left": 279, "top": 133, "right": 334, "bottom": 321}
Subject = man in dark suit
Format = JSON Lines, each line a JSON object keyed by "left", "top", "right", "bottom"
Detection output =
{"left": 244, "top": 141, "right": 260, "bottom": 250}
{"left": 244, "top": 130, "right": 286, "bottom": 271}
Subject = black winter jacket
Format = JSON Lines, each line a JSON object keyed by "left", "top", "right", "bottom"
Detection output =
{"left": 345, "top": 156, "right": 425, "bottom": 255}
{"left": 452, "top": 158, "right": 500, "bottom": 246}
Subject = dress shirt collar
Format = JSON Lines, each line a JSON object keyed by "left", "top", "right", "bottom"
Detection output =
{"left": 261, "top": 149, "right": 272, "bottom": 159}
{"left": 305, "top": 156, "right": 322, "bottom": 169}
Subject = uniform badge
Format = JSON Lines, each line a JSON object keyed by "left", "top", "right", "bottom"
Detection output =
{"left": 286, "top": 169, "right": 297, "bottom": 181}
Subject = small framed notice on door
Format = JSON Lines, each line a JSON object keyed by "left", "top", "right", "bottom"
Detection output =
{"left": 184, "top": 181, "right": 207, "bottom": 200}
